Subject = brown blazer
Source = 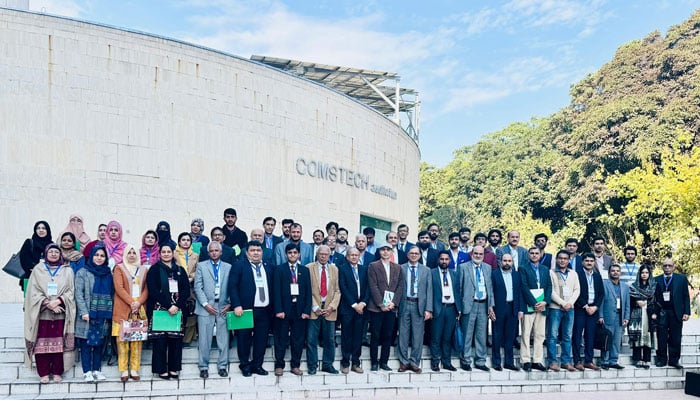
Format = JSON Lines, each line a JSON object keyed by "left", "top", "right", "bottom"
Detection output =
{"left": 306, "top": 262, "right": 341, "bottom": 321}
{"left": 367, "top": 260, "right": 404, "bottom": 314}
{"left": 112, "top": 264, "right": 149, "bottom": 323}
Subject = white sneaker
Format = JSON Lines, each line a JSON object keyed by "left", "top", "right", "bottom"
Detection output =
{"left": 93, "top": 371, "right": 107, "bottom": 381}
{"left": 83, "top": 372, "right": 95, "bottom": 382}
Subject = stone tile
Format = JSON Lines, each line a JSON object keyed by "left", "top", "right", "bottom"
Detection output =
{"left": 561, "top": 384, "right": 579, "bottom": 392}
{"left": 521, "top": 384, "right": 543, "bottom": 393}
{"left": 10, "top": 383, "right": 40, "bottom": 395}
{"left": 480, "top": 385, "right": 502, "bottom": 394}
{"left": 614, "top": 383, "right": 633, "bottom": 391}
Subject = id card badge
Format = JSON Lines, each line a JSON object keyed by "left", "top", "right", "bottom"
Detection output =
{"left": 214, "top": 284, "right": 220, "bottom": 298}
{"left": 562, "top": 286, "right": 571, "bottom": 298}
{"left": 478, "top": 282, "right": 486, "bottom": 295}
{"left": 616, "top": 298, "right": 621, "bottom": 309}
{"left": 290, "top": 283, "right": 300, "bottom": 296}
{"left": 600, "top": 269, "right": 609, "bottom": 280}
{"left": 131, "top": 283, "right": 141, "bottom": 298}
{"left": 168, "top": 278, "right": 178, "bottom": 293}
{"left": 663, "top": 291, "right": 671, "bottom": 302}
{"left": 143, "top": 263, "right": 151, "bottom": 269}
{"left": 255, "top": 277, "right": 265, "bottom": 288}
{"left": 108, "top": 258, "right": 116, "bottom": 269}
{"left": 47, "top": 282, "right": 58, "bottom": 296}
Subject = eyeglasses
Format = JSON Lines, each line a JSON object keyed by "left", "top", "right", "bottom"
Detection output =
{"left": 662, "top": 264, "right": 673, "bottom": 267}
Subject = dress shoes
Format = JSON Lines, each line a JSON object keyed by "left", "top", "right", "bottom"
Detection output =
{"left": 574, "top": 362, "right": 584, "bottom": 371}
{"left": 241, "top": 369, "right": 252, "bottom": 377}
{"left": 340, "top": 366, "right": 349, "bottom": 374}
{"left": 563, "top": 364, "right": 577, "bottom": 372}
{"left": 308, "top": 368, "right": 317, "bottom": 375}
{"left": 218, "top": 369, "right": 228, "bottom": 377}
{"left": 669, "top": 363, "right": 684, "bottom": 369}
{"left": 475, "top": 364, "right": 490, "bottom": 372}
{"left": 609, "top": 364, "right": 624, "bottom": 370}
{"left": 522, "top": 362, "right": 532, "bottom": 372}
{"left": 398, "top": 364, "right": 409, "bottom": 372}
{"left": 321, "top": 366, "right": 339, "bottom": 374}
{"left": 548, "top": 363, "right": 560, "bottom": 372}
{"left": 379, "top": 364, "right": 392, "bottom": 371}
{"left": 461, "top": 363, "right": 472, "bottom": 371}
{"left": 493, "top": 365, "right": 503, "bottom": 371}
{"left": 532, "top": 363, "right": 546, "bottom": 371}
{"left": 655, "top": 361, "right": 667, "bottom": 368}
{"left": 199, "top": 370, "right": 209, "bottom": 379}
{"left": 252, "top": 367, "right": 269, "bottom": 376}
{"left": 291, "top": 368, "right": 303, "bottom": 376}
{"left": 443, "top": 364, "right": 457, "bottom": 372}
{"left": 504, "top": 364, "right": 519, "bottom": 371}
{"left": 351, "top": 365, "right": 363, "bottom": 374}
{"left": 274, "top": 368, "right": 284, "bottom": 376}
{"left": 431, "top": 365, "right": 440, "bottom": 372}
{"left": 409, "top": 365, "right": 422, "bottom": 373}
{"left": 600, "top": 364, "right": 609, "bottom": 370}
{"left": 583, "top": 362, "right": 600, "bottom": 371}
{"left": 370, "top": 364, "right": 379, "bottom": 372}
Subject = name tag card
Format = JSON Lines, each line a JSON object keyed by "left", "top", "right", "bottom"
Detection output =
{"left": 214, "top": 284, "right": 220, "bottom": 299}
{"left": 562, "top": 286, "right": 571, "bottom": 298}
{"left": 255, "top": 277, "right": 265, "bottom": 288}
{"left": 47, "top": 282, "right": 58, "bottom": 296}
{"left": 663, "top": 291, "right": 670, "bottom": 302}
{"left": 290, "top": 283, "right": 299, "bottom": 296}
{"left": 168, "top": 278, "right": 178, "bottom": 293}
{"left": 616, "top": 298, "right": 621, "bottom": 310}
{"left": 131, "top": 283, "right": 141, "bottom": 298}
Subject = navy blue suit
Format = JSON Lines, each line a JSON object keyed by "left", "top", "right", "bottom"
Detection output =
{"left": 272, "top": 262, "right": 311, "bottom": 369}
{"left": 572, "top": 268, "right": 604, "bottom": 365}
{"left": 655, "top": 273, "right": 691, "bottom": 365}
{"left": 358, "top": 251, "right": 375, "bottom": 267}
{"left": 338, "top": 263, "right": 370, "bottom": 367}
{"left": 429, "top": 267, "right": 462, "bottom": 368}
{"left": 228, "top": 258, "right": 273, "bottom": 373}
{"left": 447, "top": 250, "right": 470, "bottom": 271}
{"left": 491, "top": 268, "right": 524, "bottom": 367}
{"left": 419, "top": 247, "right": 439, "bottom": 269}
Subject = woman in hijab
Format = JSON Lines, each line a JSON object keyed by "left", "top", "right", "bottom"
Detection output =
{"left": 629, "top": 263, "right": 658, "bottom": 369}
{"left": 75, "top": 245, "right": 114, "bottom": 382}
{"left": 113, "top": 244, "right": 148, "bottom": 381}
{"left": 103, "top": 220, "right": 127, "bottom": 268}
{"left": 146, "top": 243, "right": 189, "bottom": 379}
{"left": 23, "top": 243, "right": 76, "bottom": 383}
{"left": 189, "top": 218, "right": 210, "bottom": 255}
{"left": 59, "top": 232, "right": 85, "bottom": 273}
{"left": 19, "top": 220, "right": 53, "bottom": 289}
{"left": 156, "top": 221, "right": 177, "bottom": 250}
{"left": 59, "top": 214, "right": 91, "bottom": 250}
{"left": 174, "top": 232, "right": 199, "bottom": 345}
{"left": 139, "top": 230, "right": 160, "bottom": 267}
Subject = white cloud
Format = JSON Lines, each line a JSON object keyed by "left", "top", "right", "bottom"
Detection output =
{"left": 28, "top": 0, "right": 83, "bottom": 17}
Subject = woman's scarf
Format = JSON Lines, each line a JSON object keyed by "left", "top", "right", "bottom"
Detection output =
{"left": 630, "top": 273, "right": 656, "bottom": 301}
{"left": 31, "top": 221, "right": 53, "bottom": 257}
{"left": 103, "top": 220, "right": 127, "bottom": 265}
{"left": 120, "top": 244, "right": 147, "bottom": 285}
{"left": 44, "top": 243, "right": 64, "bottom": 267}
{"left": 60, "top": 232, "right": 83, "bottom": 262}
{"left": 190, "top": 218, "right": 204, "bottom": 241}
{"left": 59, "top": 214, "right": 91, "bottom": 248}
{"left": 139, "top": 230, "right": 160, "bottom": 265}
{"left": 156, "top": 221, "right": 176, "bottom": 248}
{"left": 85, "top": 245, "right": 114, "bottom": 320}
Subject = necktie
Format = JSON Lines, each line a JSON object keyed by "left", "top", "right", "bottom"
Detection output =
{"left": 353, "top": 266, "right": 360, "bottom": 297}
{"left": 443, "top": 270, "right": 450, "bottom": 300}
{"left": 410, "top": 266, "right": 416, "bottom": 297}
{"left": 399, "top": 243, "right": 404, "bottom": 252}
{"left": 320, "top": 265, "right": 328, "bottom": 297}
{"left": 475, "top": 265, "right": 483, "bottom": 299}
{"left": 390, "top": 251, "right": 396, "bottom": 263}
{"left": 290, "top": 265, "right": 297, "bottom": 283}
{"left": 255, "top": 264, "right": 265, "bottom": 302}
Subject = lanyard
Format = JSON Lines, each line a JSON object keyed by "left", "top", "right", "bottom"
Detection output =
{"left": 146, "top": 249, "right": 151, "bottom": 260}
{"left": 586, "top": 271, "right": 594, "bottom": 288}
{"left": 558, "top": 270, "right": 568, "bottom": 283}
{"left": 253, "top": 264, "right": 262, "bottom": 277}
{"left": 45, "top": 263, "right": 61, "bottom": 281}
{"left": 211, "top": 261, "right": 219, "bottom": 284}
{"left": 130, "top": 267, "right": 140, "bottom": 282}
{"left": 623, "top": 262, "right": 635, "bottom": 277}
{"left": 352, "top": 266, "right": 359, "bottom": 281}
{"left": 531, "top": 264, "right": 541, "bottom": 288}
{"left": 664, "top": 275, "right": 673, "bottom": 290}
{"left": 112, "top": 244, "right": 120, "bottom": 254}
{"left": 185, "top": 252, "right": 189, "bottom": 265}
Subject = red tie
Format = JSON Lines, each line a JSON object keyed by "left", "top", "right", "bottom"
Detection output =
{"left": 320, "top": 265, "right": 328, "bottom": 297}
{"left": 390, "top": 251, "right": 396, "bottom": 263}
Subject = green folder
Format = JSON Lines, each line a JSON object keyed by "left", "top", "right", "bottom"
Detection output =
{"left": 527, "top": 289, "right": 545, "bottom": 313}
{"left": 192, "top": 242, "right": 202, "bottom": 255}
{"left": 151, "top": 310, "right": 182, "bottom": 332}
{"left": 226, "top": 310, "right": 254, "bottom": 330}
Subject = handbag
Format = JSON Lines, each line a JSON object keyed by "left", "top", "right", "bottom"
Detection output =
{"left": 151, "top": 310, "right": 182, "bottom": 332}
{"left": 2, "top": 253, "right": 23, "bottom": 279}
{"left": 452, "top": 324, "right": 464, "bottom": 353}
{"left": 594, "top": 323, "right": 611, "bottom": 352}
{"left": 119, "top": 316, "right": 148, "bottom": 341}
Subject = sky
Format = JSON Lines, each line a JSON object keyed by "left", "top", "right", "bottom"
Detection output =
{"left": 16, "top": 0, "right": 700, "bottom": 166}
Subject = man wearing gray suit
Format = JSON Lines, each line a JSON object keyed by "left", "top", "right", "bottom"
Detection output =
{"left": 274, "top": 223, "right": 314, "bottom": 266}
{"left": 496, "top": 230, "right": 529, "bottom": 270}
{"left": 459, "top": 245, "right": 495, "bottom": 371}
{"left": 193, "top": 242, "right": 232, "bottom": 378}
{"left": 598, "top": 264, "right": 630, "bottom": 369}
{"left": 592, "top": 237, "right": 615, "bottom": 279}
{"left": 397, "top": 246, "right": 433, "bottom": 373}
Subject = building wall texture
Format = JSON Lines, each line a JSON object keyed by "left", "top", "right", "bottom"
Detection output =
{"left": 0, "top": 9, "right": 420, "bottom": 302}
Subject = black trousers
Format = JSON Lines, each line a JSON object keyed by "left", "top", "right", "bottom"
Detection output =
{"left": 273, "top": 303, "right": 307, "bottom": 369}
{"left": 151, "top": 336, "right": 183, "bottom": 374}
{"left": 340, "top": 311, "right": 366, "bottom": 367}
{"left": 633, "top": 346, "right": 652, "bottom": 362}
{"left": 236, "top": 307, "right": 271, "bottom": 372}
{"left": 492, "top": 302, "right": 516, "bottom": 367}
{"left": 657, "top": 310, "right": 683, "bottom": 364}
{"left": 369, "top": 310, "right": 396, "bottom": 364}
{"left": 430, "top": 304, "right": 457, "bottom": 367}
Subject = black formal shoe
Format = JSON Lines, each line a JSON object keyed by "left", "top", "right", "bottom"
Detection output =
{"left": 308, "top": 368, "right": 317, "bottom": 375}
{"left": 443, "top": 365, "right": 457, "bottom": 372}
{"left": 493, "top": 365, "right": 503, "bottom": 371}
{"left": 522, "top": 362, "right": 531, "bottom": 372}
{"left": 461, "top": 363, "right": 472, "bottom": 371}
{"left": 218, "top": 369, "right": 228, "bottom": 377}
{"left": 601, "top": 364, "right": 609, "bottom": 370}
{"left": 241, "top": 369, "right": 252, "bottom": 377}
{"left": 252, "top": 367, "right": 269, "bottom": 376}
{"left": 504, "top": 364, "right": 520, "bottom": 371}
{"left": 379, "top": 364, "right": 392, "bottom": 371}
{"left": 532, "top": 363, "right": 546, "bottom": 371}
{"left": 609, "top": 364, "right": 624, "bottom": 370}
{"left": 431, "top": 365, "right": 440, "bottom": 372}
{"left": 370, "top": 364, "right": 378, "bottom": 372}
{"left": 475, "top": 364, "right": 490, "bottom": 372}
{"left": 321, "top": 366, "right": 339, "bottom": 374}
{"left": 655, "top": 361, "right": 667, "bottom": 368}
{"left": 169, "top": 372, "right": 179, "bottom": 380}
{"left": 158, "top": 373, "right": 170, "bottom": 380}
{"left": 669, "top": 363, "right": 684, "bottom": 369}
{"left": 199, "top": 370, "right": 209, "bottom": 379}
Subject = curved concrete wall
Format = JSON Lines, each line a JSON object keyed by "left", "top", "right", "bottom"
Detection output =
{"left": 0, "top": 8, "right": 420, "bottom": 302}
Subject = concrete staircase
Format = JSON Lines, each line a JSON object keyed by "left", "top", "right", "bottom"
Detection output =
{"left": 0, "top": 304, "right": 697, "bottom": 399}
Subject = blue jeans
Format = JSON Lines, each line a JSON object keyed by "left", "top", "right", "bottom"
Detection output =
{"left": 547, "top": 308, "right": 574, "bottom": 365}
{"left": 307, "top": 316, "right": 336, "bottom": 370}
{"left": 79, "top": 338, "right": 105, "bottom": 373}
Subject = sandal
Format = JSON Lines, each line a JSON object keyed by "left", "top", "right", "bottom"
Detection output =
{"left": 53, "top": 375, "right": 63, "bottom": 383}
{"left": 120, "top": 371, "right": 129, "bottom": 382}
{"left": 40, "top": 376, "right": 49, "bottom": 384}
{"left": 169, "top": 371, "right": 179, "bottom": 379}
{"left": 130, "top": 372, "right": 140, "bottom": 381}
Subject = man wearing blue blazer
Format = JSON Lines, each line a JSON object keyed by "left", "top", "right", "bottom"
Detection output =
{"left": 496, "top": 230, "right": 529, "bottom": 270}
{"left": 338, "top": 247, "right": 370, "bottom": 374}
{"left": 228, "top": 241, "right": 273, "bottom": 377}
{"left": 272, "top": 243, "right": 311, "bottom": 376}
{"left": 430, "top": 251, "right": 462, "bottom": 371}
{"left": 491, "top": 253, "right": 524, "bottom": 371}
{"left": 273, "top": 223, "right": 313, "bottom": 266}
{"left": 447, "top": 232, "right": 470, "bottom": 270}
{"left": 459, "top": 246, "right": 494, "bottom": 372}
{"left": 565, "top": 238, "right": 583, "bottom": 272}
{"left": 194, "top": 242, "right": 233, "bottom": 378}
{"left": 354, "top": 234, "right": 375, "bottom": 267}
{"left": 598, "top": 264, "right": 630, "bottom": 369}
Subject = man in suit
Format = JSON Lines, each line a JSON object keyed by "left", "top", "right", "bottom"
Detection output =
{"left": 491, "top": 253, "right": 523, "bottom": 371}
{"left": 447, "top": 232, "right": 470, "bottom": 270}
{"left": 272, "top": 243, "right": 311, "bottom": 376}
{"left": 654, "top": 257, "right": 691, "bottom": 368}
{"left": 472, "top": 233, "right": 497, "bottom": 270}
{"left": 565, "top": 238, "right": 583, "bottom": 272}
{"left": 534, "top": 233, "right": 555, "bottom": 270}
{"left": 430, "top": 251, "right": 462, "bottom": 371}
{"left": 311, "top": 230, "right": 325, "bottom": 259}
{"left": 416, "top": 230, "right": 438, "bottom": 269}
{"left": 306, "top": 245, "right": 341, "bottom": 374}
{"left": 397, "top": 224, "right": 414, "bottom": 253}
{"left": 599, "top": 264, "right": 630, "bottom": 369}
{"left": 338, "top": 247, "right": 369, "bottom": 374}
{"left": 262, "top": 217, "right": 283, "bottom": 252}
{"left": 458, "top": 245, "right": 494, "bottom": 371}
{"left": 496, "top": 230, "right": 529, "bottom": 270}
{"left": 199, "top": 227, "right": 237, "bottom": 265}
{"left": 397, "top": 246, "right": 433, "bottom": 373}
{"left": 193, "top": 242, "right": 232, "bottom": 378}
{"left": 274, "top": 223, "right": 313, "bottom": 266}
{"left": 519, "top": 247, "right": 552, "bottom": 372}
{"left": 592, "top": 236, "right": 614, "bottom": 279}
{"left": 227, "top": 241, "right": 272, "bottom": 377}
{"left": 367, "top": 241, "right": 404, "bottom": 371}
{"left": 336, "top": 228, "right": 350, "bottom": 256}
{"left": 222, "top": 208, "right": 247, "bottom": 252}
{"left": 546, "top": 250, "right": 580, "bottom": 372}
{"left": 427, "top": 223, "right": 446, "bottom": 251}
{"left": 572, "top": 253, "right": 604, "bottom": 370}
{"left": 354, "top": 234, "right": 375, "bottom": 267}
{"left": 374, "top": 231, "right": 408, "bottom": 264}
{"left": 247, "top": 229, "right": 274, "bottom": 265}
{"left": 325, "top": 235, "right": 345, "bottom": 268}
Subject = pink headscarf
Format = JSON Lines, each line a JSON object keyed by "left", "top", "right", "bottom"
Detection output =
{"left": 139, "top": 230, "right": 160, "bottom": 265}
{"left": 103, "top": 220, "right": 127, "bottom": 265}
{"left": 59, "top": 214, "right": 91, "bottom": 248}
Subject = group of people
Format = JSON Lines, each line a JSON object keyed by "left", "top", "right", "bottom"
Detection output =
{"left": 18, "top": 211, "right": 691, "bottom": 385}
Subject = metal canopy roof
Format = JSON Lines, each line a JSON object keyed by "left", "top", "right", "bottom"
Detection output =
{"left": 250, "top": 55, "right": 418, "bottom": 116}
